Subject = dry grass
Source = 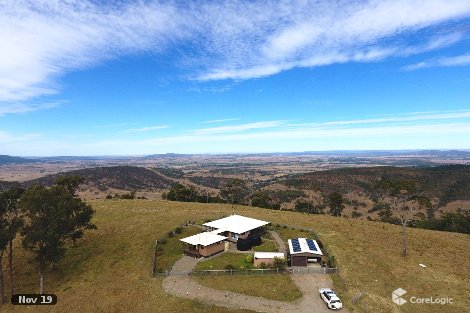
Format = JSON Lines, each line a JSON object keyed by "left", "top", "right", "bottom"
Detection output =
{"left": 1, "top": 200, "right": 468, "bottom": 313}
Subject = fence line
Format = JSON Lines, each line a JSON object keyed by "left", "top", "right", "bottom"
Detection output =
{"left": 155, "top": 266, "right": 338, "bottom": 277}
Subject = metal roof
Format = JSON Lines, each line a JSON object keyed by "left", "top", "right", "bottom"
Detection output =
{"left": 288, "top": 238, "right": 323, "bottom": 255}
{"left": 180, "top": 232, "right": 226, "bottom": 246}
{"left": 203, "top": 214, "right": 269, "bottom": 234}
{"left": 254, "top": 252, "right": 285, "bottom": 259}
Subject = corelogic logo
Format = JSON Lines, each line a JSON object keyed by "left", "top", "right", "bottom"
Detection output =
{"left": 392, "top": 287, "right": 453, "bottom": 306}
{"left": 392, "top": 288, "right": 407, "bottom": 305}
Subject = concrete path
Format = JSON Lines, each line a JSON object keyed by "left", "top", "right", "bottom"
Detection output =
{"left": 269, "top": 230, "right": 287, "bottom": 254}
{"left": 162, "top": 256, "right": 349, "bottom": 313}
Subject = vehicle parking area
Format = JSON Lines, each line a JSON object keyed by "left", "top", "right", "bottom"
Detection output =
{"left": 163, "top": 256, "right": 349, "bottom": 313}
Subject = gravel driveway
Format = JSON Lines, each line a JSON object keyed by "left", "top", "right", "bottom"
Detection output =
{"left": 162, "top": 256, "right": 349, "bottom": 313}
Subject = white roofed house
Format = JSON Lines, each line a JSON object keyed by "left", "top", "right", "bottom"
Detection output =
{"left": 203, "top": 214, "right": 269, "bottom": 242}
{"left": 180, "top": 232, "right": 226, "bottom": 258}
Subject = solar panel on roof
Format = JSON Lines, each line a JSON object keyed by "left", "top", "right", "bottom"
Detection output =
{"left": 306, "top": 239, "right": 318, "bottom": 251}
{"left": 291, "top": 238, "right": 302, "bottom": 252}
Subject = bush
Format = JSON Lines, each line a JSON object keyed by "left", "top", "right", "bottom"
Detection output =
{"left": 167, "top": 231, "right": 174, "bottom": 238}
{"left": 174, "top": 227, "right": 183, "bottom": 234}
{"left": 159, "top": 238, "right": 167, "bottom": 245}
{"left": 327, "top": 255, "right": 336, "bottom": 268}
{"left": 273, "top": 257, "right": 287, "bottom": 270}
{"left": 352, "top": 211, "right": 363, "bottom": 218}
{"left": 245, "top": 254, "right": 254, "bottom": 263}
{"left": 225, "top": 264, "right": 235, "bottom": 270}
{"left": 259, "top": 262, "right": 267, "bottom": 269}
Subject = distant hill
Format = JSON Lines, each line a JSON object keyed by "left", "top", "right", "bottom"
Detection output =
{"left": 281, "top": 165, "right": 470, "bottom": 204}
{"left": 0, "top": 155, "right": 38, "bottom": 165}
{"left": 27, "top": 166, "right": 173, "bottom": 191}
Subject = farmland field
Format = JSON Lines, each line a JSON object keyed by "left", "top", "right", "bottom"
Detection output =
{"left": 2, "top": 199, "right": 469, "bottom": 313}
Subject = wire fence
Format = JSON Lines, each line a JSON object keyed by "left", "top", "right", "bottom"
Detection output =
{"left": 154, "top": 267, "right": 338, "bottom": 277}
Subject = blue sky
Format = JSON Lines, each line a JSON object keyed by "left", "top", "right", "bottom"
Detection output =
{"left": 1, "top": 0, "right": 470, "bottom": 156}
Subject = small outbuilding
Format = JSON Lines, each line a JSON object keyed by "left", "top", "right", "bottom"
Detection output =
{"left": 288, "top": 238, "right": 323, "bottom": 267}
{"left": 180, "top": 232, "right": 226, "bottom": 258}
{"left": 253, "top": 252, "right": 285, "bottom": 267}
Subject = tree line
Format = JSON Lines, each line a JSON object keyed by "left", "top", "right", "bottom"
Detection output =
{"left": 0, "top": 176, "right": 95, "bottom": 303}
{"left": 163, "top": 178, "right": 469, "bottom": 235}
{"left": 162, "top": 179, "right": 346, "bottom": 216}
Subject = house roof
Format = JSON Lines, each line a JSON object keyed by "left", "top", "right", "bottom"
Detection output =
{"left": 254, "top": 252, "right": 285, "bottom": 259}
{"left": 203, "top": 214, "right": 269, "bottom": 234}
{"left": 288, "top": 238, "right": 323, "bottom": 256}
{"left": 180, "top": 232, "right": 226, "bottom": 246}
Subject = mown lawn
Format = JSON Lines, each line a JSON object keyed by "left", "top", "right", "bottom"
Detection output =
{"left": 193, "top": 275, "right": 303, "bottom": 302}
{"left": 252, "top": 239, "right": 278, "bottom": 252}
{"left": 195, "top": 252, "right": 254, "bottom": 270}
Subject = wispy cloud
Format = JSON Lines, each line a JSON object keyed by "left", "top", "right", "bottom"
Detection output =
{"left": 203, "top": 118, "right": 240, "bottom": 124}
{"left": 1, "top": 0, "right": 470, "bottom": 113}
{"left": 191, "top": 121, "right": 284, "bottom": 135}
{"left": 124, "top": 125, "right": 169, "bottom": 133}
{"left": 3, "top": 110, "right": 470, "bottom": 155}
{"left": 0, "top": 101, "right": 63, "bottom": 116}
{"left": 404, "top": 53, "right": 470, "bottom": 70}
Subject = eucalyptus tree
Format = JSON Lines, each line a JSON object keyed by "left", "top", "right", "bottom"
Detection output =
{"left": 20, "top": 177, "right": 95, "bottom": 294}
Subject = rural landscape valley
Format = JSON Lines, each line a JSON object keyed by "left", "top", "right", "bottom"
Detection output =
{"left": 2, "top": 1, "right": 470, "bottom": 312}
{"left": 1, "top": 151, "right": 469, "bottom": 312}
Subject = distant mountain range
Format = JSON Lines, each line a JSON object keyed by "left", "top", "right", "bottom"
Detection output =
{"left": 2, "top": 149, "right": 470, "bottom": 162}
{"left": 0, "top": 155, "right": 39, "bottom": 165}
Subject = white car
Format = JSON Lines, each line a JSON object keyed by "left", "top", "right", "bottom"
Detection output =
{"left": 319, "top": 288, "right": 343, "bottom": 310}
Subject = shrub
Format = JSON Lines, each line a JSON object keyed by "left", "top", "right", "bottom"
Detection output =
{"left": 259, "top": 262, "right": 267, "bottom": 269}
{"left": 352, "top": 211, "right": 363, "bottom": 218}
{"left": 273, "top": 257, "right": 287, "bottom": 270}
{"left": 225, "top": 264, "right": 235, "bottom": 270}
{"left": 327, "top": 255, "right": 336, "bottom": 268}
{"left": 245, "top": 254, "right": 254, "bottom": 263}
{"left": 174, "top": 227, "right": 183, "bottom": 234}
{"left": 159, "top": 238, "right": 167, "bottom": 245}
{"left": 167, "top": 231, "right": 174, "bottom": 238}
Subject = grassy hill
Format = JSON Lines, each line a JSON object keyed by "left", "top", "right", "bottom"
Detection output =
{"left": 281, "top": 165, "right": 470, "bottom": 204}
{"left": 27, "top": 166, "right": 173, "bottom": 192}
{"left": 2, "top": 200, "right": 468, "bottom": 313}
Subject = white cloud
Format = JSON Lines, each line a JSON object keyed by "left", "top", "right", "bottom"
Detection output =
{"left": 404, "top": 53, "right": 470, "bottom": 70}
{"left": 191, "top": 121, "right": 284, "bottom": 135}
{"left": 3, "top": 110, "right": 470, "bottom": 155}
{"left": 203, "top": 118, "right": 240, "bottom": 124}
{"left": 0, "top": 101, "right": 63, "bottom": 116}
{"left": 1, "top": 0, "right": 470, "bottom": 112}
{"left": 124, "top": 125, "right": 169, "bottom": 133}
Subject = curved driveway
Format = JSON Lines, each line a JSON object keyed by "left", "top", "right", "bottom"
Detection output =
{"left": 162, "top": 256, "right": 349, "bottom": 313}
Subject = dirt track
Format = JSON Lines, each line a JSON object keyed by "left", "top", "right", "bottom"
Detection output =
{"left": 162, "top": 256, "right": 349, "bottom": 313}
